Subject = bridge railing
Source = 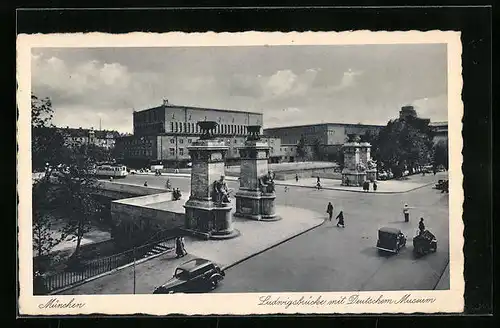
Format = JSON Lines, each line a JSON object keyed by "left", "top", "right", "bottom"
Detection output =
{"left": 40, "top": 230, "right": 179, "bottom": 294}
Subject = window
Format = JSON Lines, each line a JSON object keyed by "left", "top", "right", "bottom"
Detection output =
{"left": 179, "top": 148, "right": 184, "bottom": 156}
{"left": 183, "top": 123, "right": 187, "bottom": 132}
{"left": 169, "top": 148, "right": 175, "bottom": 156}
{"left": 179, "top": 124, "right": 183, "bottom": 133}
{"left": 170, "top": 139, "right": 175, "bottom": 144}
{"left": 188, "top": 139, "right": 192, "bottom": 143}
{"left": 179, "top": 139, "right": 184, "bottom": 144}
{"left": 175, "top": 122, "right": 178, "bottom": 132}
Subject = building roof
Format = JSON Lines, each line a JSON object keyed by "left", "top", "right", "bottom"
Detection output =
{"left": 263, "top": 122, "right": 385, "bottom": 130}
{"left": 53, "top": 127, "right": 121, "bottom": 138}
{"left": 134, "top": 104, "right": 262, "bottom": 116}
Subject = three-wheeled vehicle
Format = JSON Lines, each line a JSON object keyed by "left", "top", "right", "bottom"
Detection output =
{"left": 376, "top": 227, "right": 407, "bottom": 254}
{"left": 412, "top": 230, "right": 437, "bottom": 256}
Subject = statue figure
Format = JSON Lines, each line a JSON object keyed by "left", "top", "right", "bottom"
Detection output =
{"left": 367, "top": 159, "right": 377, "bottom": 170}
{"left": 213, "top": 175, "right": 231, "bottom": 205}
{"left": 259, "top": 170, "right": 276, "bottom": 193}
{"left": 356, "top": 163, "right": 366, "bottom": 172}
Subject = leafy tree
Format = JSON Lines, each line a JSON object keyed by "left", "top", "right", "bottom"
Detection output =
{"left": 31, "top": 94, "right": 67, "bottom": 172}
{"left": 296, "top": 136, "right": 311, "bottom": 161}
{"left": 54, "top": 144, "right": 103, "bottom": 261}
{"left": 311, "top": 138, "right": 325, "bottom": 161}
{"left": 372, "top": 118, "right": 433, "bottom": 178}
{"left": 32, "top": 179, "right": 69, "bottom": 261}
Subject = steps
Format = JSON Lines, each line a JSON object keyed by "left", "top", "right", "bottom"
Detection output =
{"left": 142, "top": 241, "right": 173, "bottom": 258}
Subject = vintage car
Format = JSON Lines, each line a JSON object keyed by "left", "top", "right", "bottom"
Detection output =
{"left": 376, "top": 227, "right": 407, "bottom": 254}
{"left": 413, "top": 230, "right": 438, "bottom": 256}
{"left": 435, "top": 179, "right": 449, "bottom": 192}
{"left": 153, "top": 258, "right": 225, "bottom": 294}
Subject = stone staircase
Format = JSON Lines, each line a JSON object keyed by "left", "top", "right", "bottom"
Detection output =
{"left": 142, "top": 241, "right": 173, "bottom": 259}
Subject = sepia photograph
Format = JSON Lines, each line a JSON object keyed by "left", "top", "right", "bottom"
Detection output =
{"left": 17, "top": 31, "right": 464, "bottom": 315}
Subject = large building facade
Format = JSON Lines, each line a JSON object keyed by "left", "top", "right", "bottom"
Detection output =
{"left": 116, "top": 102, "right": 283, "bottom": 167}
{"left": 264, "top": 123, "right": 384, "bottom": 162}
{"left": 429, "top": 121, "right": 448, "bottom": 144}
{"left": 36, "top": 127, "right": 121, "bottom": 149}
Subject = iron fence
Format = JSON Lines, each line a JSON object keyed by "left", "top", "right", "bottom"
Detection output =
{"left": 42, "top": 232, "right": 178, "bottom": 294}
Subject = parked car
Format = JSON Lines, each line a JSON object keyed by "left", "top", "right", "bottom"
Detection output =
{"left": 378, "top": 171, "right": 389, "bottom": 180}
{"left": 153, "top": 258, "right": 225, "bottom": 294}
{"left": 413, "top": 230, "right": 437, "bottom": 256}
{"left": 376, "top": 227, "right": 407, "bottom": 254}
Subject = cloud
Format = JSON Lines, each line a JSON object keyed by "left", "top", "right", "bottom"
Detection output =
{"left": 330, "top": 69, "right": 363, "bottom": 92}
{"left": 411, "top": 94, "right": 448, "bottom": 121}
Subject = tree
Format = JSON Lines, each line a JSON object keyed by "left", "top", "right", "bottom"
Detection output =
{"left": 372, "top": 118, "right": 433, "bottom": 178}
{"left": 295, "top": 136, "right": 311, "bottom": 161}
{"left": 32, "top": 179, "right": 68, "bottom": 262}
{"left": 31, "top": 94, "right": 67, "bottom": 172}
{"left": 311, "top": 138, "right": 325, "bottom": 161}
{"left": 55, "top": 144, "right": 103, "bottom": 261}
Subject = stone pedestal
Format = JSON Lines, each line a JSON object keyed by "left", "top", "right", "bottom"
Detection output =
{"left": 341, "top": 170, "right": 366, "bottom": 187}
{"left": 366, "top": 169, "right": 377, "bottom": 182}
{"left": 183, "top": 121, "right": 240, "bottom": 240}
{"left": 234, "top": 126, "right": 279, "bottom": 221}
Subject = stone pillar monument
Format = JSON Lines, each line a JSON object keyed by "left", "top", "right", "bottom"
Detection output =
{"left": 183, "top": 121, "right": 240, "bottom": 240}
{"left": 359, "top": 142, "right": 377, "bottom": 181}
{"left": 341, "top": 135, "right": 367, "bottom": 187}
{"left": 235, "top": 125, "right": 279, "bottom": 221}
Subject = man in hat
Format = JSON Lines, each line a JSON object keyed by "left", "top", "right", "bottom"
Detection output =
{"left": 326, "top": 202, "right": 334, "bottom": 221}
{"left": 418, "top": 218, "right": 426, "bottom": 235}
{"left": 403, "top": 203, "right": 412, "bottom": 222}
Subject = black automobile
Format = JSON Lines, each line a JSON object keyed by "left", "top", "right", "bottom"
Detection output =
{"left": 376, "top": 227, "right": 407, "bottom": 254}
{"left": 413, "top": 230, "right": 438, "bottom": 256}
{"left": 153, "top": 258, "right": 225, "bottom": 294}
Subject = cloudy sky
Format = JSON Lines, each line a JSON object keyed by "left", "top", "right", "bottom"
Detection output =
{"left": 31, "top": 44, "right": 448, "bottom": 133}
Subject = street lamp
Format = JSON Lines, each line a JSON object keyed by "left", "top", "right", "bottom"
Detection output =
{"left": 133, "top": 245, "right": 136, "bottom": 294}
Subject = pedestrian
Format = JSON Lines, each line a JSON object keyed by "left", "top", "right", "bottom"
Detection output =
{"left": 326, "top": 202, "right": 334, "bottom": 221}
{"left": 180, "top": 236, "right": 187, "bottom": 257}
{"left": 403, "top": 203, "right": 411, "bottom": 222}
{"left": 316, "top": 181, "right": 322, "bottom": 190}
{"left": 165, "top": 178, "right": 172, "bottom": 190}
{"left": 418, "top": 218, "right": 426, "bottom": 235}
{"left": 175, "top": 237, "right": 183, "bottom": 258}
{"left": 144, "top": 181, "right": 148, "bottom": 187}
{"left": 295, "top": 174, "right": 299, "bottom": 182}
{"left": 373, "top": 181, "right": 378, "bottom": 192}
{"left": 109, "top": 176, "right": 113, "bottom": 182}
{"left": 335, "top": 211, "right": 345, "bottom": 228}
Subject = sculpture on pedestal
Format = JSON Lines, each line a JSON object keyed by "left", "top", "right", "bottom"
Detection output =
{"left": 259, "top": 171, "right": 276, "bottom": 193}
{"left": 183, "top": 121, "right": 240, "bottom": 240}
{"left": 234, "top": 126, "right": 279, "bottom": 221}
{"left": 212, "top": 175, "right": 231, "bottom": 205}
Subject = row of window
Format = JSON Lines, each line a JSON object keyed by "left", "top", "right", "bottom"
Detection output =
{"left": 170, "top": 122, "right": 249, "bottom": 135}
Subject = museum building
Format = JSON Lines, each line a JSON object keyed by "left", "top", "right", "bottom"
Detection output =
{"left": 115, "top": 100, "right": 284, "bottom": 168}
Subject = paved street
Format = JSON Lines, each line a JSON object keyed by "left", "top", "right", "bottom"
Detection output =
{"left": 214, "top": 186, "right": 449, "bottom": 292}
{"left": 100, "top": 172, "right": 449, "bottom": 292}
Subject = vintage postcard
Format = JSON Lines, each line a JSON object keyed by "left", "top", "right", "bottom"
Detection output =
{"left": 17, "top": 31, "right": 464, "bottom": 315}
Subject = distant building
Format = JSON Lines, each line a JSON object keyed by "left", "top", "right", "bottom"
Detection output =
{"left": 36, "top": 127, "right": 121, "bottom": 149}
{"left": 116, "top": 102, "right": 283, "bottom": 167}
{"left": 429, "top": 121, "right": 448, "bottom": 144}
{"left": 263, "top": 123, "right": 384, "bottom": 162}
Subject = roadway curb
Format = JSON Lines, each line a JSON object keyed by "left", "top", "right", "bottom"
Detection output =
{"left": 275, "top": 181, "right": 436, "bottom": 194}
{"left": 50, "top": 248, "right": 176, "bottom": 295}
{"left": 221, "top": 217, "right": 327, "bottom": 271}
{"left": 134, "top": 173, "right": 435, "bottom": 194}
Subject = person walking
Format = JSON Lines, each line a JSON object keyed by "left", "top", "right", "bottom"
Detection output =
{"left": 295, "top": 174, "right": 299, "bottom": 182}
{"left": 175, "top": 237, "right": 183, "bottom": 258}
{"left": 165, "top": 178, "right": 172, "bottom": 190}
{"left": 418, "top": 218, "right": 426, "bottom": 235}
{"left": 326, "top": 202, "right": 334, "bottom": 221}
{"left": 144, "top": 181, "right": 148, "bottom": 187}
{"left": 335, "top": 211, "right": 345, "bottom": 228}
{"left": 180, "top": 236, "right": 187, "bottom": 257}
{"left": 373, "top": 181, "right": 378, "bottom": 192}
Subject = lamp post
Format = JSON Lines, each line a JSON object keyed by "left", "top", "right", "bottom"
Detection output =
{"left": 133, "top": 245, "right": 136, "bottom": 294}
